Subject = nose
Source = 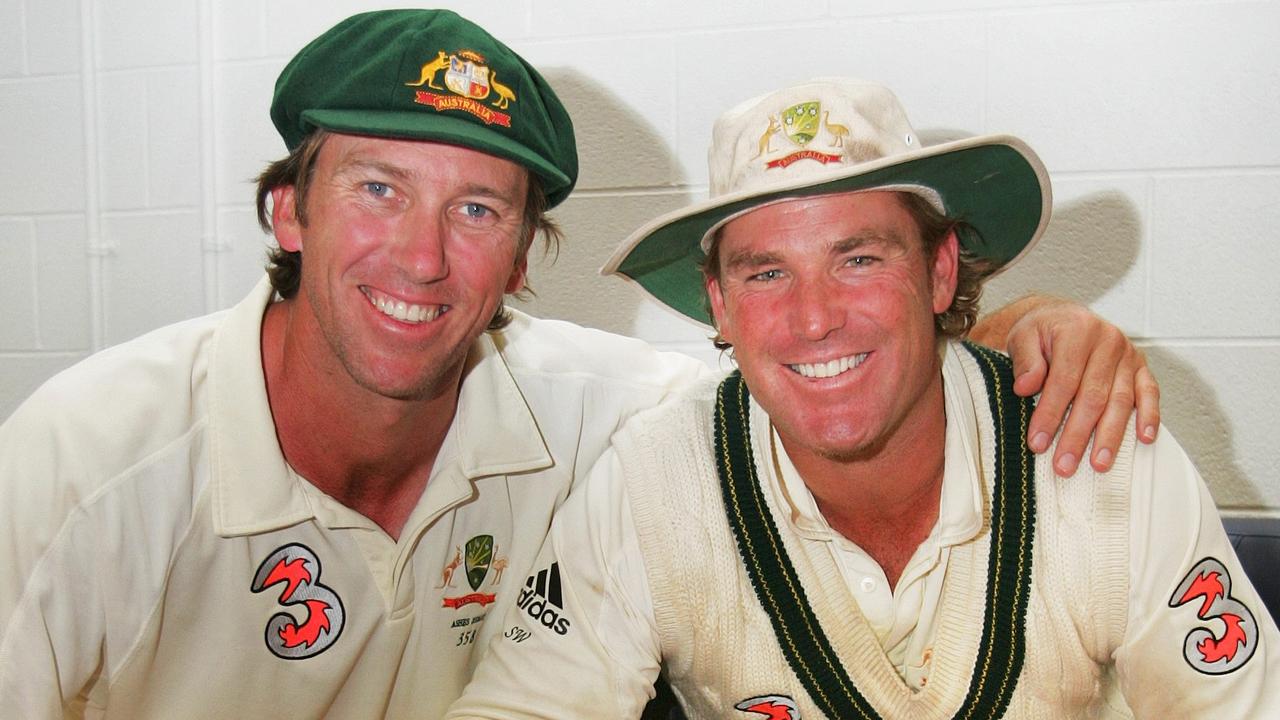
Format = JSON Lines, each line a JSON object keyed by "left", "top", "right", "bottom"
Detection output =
{"left": 792, "top": 276, "right": 844, "bottom": 342}
{"left": 392, "top": 210, "right": 450, "bottom": 283}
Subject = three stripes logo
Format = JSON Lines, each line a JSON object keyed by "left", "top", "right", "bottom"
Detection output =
{"left": 517, "top": 562, "right": 572, "bottom": 636}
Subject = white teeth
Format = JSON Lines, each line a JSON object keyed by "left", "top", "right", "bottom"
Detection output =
{"left": 789, "top": 353, "right": 868, "bottom": 379}
{"left": 362, "top": 289, "right": 445, "bottom": 325}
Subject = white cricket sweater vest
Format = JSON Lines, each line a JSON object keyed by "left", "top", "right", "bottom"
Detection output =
{"left": 620, "top": 346, "right": 1134, "bottom": 719}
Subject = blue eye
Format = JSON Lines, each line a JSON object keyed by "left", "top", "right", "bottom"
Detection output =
{"left": 462, "top": 203, "right": 491, "bottom": 219}
{"left": 365, "top": 182, "right": 391, "bottom": 198}
{"left": 749, "top": 269, "right": 783, "bottom": 282}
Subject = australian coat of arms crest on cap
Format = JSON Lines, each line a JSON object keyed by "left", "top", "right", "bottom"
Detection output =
{"left": 405, "top": 49, "right": 517, "bottom": 126}
{"left": 757, "top": 100, "right": 847, "bottom": 170}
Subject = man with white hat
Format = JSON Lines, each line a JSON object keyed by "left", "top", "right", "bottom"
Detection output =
{"left": 448, "top": 79, "right": 1279, "bottom": 718}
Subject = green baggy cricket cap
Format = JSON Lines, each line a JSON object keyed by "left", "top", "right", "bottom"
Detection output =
{"left": 271, "top": 9, "right": 578, "bottom": 207}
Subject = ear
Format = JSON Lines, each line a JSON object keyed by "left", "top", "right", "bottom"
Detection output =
{"left": 930, "top": 229, "right": 960, "bottom": 315}
{"left": 272, "top": 186, "right": 303, "bottom": 253}
{"left": 705, "top": 274, "right": 734, "bottom": 344}
{"left": 505, "top": 254, "right": 528, "bottom": 294}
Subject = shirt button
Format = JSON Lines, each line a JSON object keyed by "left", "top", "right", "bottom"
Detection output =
{"left": 860, "top": 577, "right": 876, "bottom": 593}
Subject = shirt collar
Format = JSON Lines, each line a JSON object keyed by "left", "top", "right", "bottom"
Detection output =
{"left": 210, "top": 278, "right": 553, "bottom": 537}
{"left": 447, "top": 322, "right": 554, "bottom": 479}
{"left": 765, "top": 340, "right": 985, "bottom": 548}
{"left": 209, "top": 277, "right": 309, "bottom": 536}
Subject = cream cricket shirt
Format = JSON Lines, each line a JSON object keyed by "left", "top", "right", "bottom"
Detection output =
{"left": 0, "top": 277, "right": 709, "bottom": 719}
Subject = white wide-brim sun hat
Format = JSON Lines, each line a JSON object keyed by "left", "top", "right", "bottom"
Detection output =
{"left": 602, "top": 77, "right": 1053, "bottom": 327}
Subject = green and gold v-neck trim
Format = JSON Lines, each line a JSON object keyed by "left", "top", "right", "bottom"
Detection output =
{"left": 713, "top": 342, "right": 1036, "bottom": 719}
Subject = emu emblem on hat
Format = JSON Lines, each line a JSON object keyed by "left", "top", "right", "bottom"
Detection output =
{"left": 782, "top": 101, "right": 820, "bottom": 145}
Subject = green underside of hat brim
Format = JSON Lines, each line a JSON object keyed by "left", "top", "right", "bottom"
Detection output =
{"left": 614, "top": 143, "right": 1045, "bottom": 326}
{"left": 302, "top": 108, "right": 575, "bottom": 206}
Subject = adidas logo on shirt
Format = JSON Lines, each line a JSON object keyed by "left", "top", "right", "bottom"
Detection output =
{"left": 517, "top": 562, "right": 572, "bottom": 636}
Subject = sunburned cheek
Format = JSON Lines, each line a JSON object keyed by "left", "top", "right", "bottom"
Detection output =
{"left": 341, "top": 220, "right": 403, "bottom": 260}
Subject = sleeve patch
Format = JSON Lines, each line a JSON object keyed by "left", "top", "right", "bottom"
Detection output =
{"left": 1168, "top": 556, "right": 1260, "bottom": 674}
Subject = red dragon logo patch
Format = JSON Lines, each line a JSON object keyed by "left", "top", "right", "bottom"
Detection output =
{"left": 1168, "top": 557, "right": 1259, "bottom": 674}
{"left": 735, "top": 694, "right": 799, "bottom": 720}
{"left": 251, "top": 543, "right": 345, "bottom": 659}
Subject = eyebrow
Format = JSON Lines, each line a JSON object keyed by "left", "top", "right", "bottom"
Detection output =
{"left": 335, "top": 157, "right": 415, "bottom": 183}
{"left": 722, "top": 230, "right": 907, "bottom": 272}
{"left": 722, "top": 248, "right": 784, "bottom": 273}
{"left": 830, "top": 231, "right": 908, "bottom": 254}
{"left": 334, "top": 158, "right": 522, "bottom": 203}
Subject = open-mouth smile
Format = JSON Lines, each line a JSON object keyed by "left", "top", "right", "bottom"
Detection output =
{"left": 361, "top": 287, "right": 449, "bottom": 324}
{"left": 787, "top": 352, "right": 869, "bottom": 379}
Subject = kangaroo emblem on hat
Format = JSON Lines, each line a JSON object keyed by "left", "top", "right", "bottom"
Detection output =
{"left": 754, "top": 116, "right": 783, "bottom": 159}
{"left": 405, "top": 50, "right": 449, "bottom": 89}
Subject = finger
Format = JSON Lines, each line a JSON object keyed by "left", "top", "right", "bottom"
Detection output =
{"left": 1024, "top": 322, "right": 1104, "bottom": 455}
{"left": 1025, "top": 356, "right": 1082, "bottom": 456}
{"left": 1012, "top": 350, "right": 1050, "bottom": 398}
{"left": 1050, "top": 327, "right": 1131, "bottom": 475}
{"left": 1086, "top": 357, "right": 1139, "bottom": 472}
{"left": 1134, "top": 365, "right": 1161, "bottom": 443}
{"left": 1004, "top": 321, "right": 1049, "bottom": 398}
{"left": 1050, "top": 366, "right": 1114, "bottom": 477}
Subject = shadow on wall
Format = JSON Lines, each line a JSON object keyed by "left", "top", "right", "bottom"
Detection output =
{"left": 514, "top": 69, "right": 696, "bottom": 336}
{"left": 1143, "top": 346, "right": 1263, "bottom": 508}
{"left": 983, "top": 188, "right": 1261, "bottom": 508}
{"left": 983, "top": 189, "right": 1139, "bottom": 310}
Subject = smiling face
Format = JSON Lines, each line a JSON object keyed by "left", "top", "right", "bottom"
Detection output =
{"left": 706, "top": 190, "right": 959, "bottom": 465}
{"left": 272, "top": 133, "right": 530, "bottom": 403}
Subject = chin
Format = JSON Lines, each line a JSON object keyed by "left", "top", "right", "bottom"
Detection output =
{"left": 349, "top": 360, "right": 454, "bottom": 402}
{"left": 780, "top": 420, "right": 882, "bottom": 464}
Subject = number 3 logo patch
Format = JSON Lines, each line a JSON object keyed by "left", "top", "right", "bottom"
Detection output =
{"left": 251, "top": 543, "right": 345, "bottom": 659}
{"left": 1168, "top": 557, "right": 1259, "bottom": 674}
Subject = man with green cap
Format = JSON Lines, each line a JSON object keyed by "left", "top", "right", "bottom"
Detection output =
{"left": 0, "top": 11, "right": 1157, "bottom": 719}
{"left": 448, "top": 79, "right": 1278, "bottom": 718}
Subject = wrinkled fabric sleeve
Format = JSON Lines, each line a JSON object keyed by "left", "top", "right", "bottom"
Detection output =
{"left": 1116, "top": 430, "right": 1280, "bottom": 717}
{"left": 0, "top": 397, "right": 109, "bottom": 718}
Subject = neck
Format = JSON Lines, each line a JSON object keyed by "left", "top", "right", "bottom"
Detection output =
{"left": 261, "top": 300, "right": 460, "bottom": 540}
{"left": 780, "top": 376, "right": 947, "bottom": 589}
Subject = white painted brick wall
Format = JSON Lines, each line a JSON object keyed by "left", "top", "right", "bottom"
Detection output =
{"left": 24, "top": 0, "right": 81, "bottom": 75}
{"left": 97, "top": 0, "right": 199, "bottom": 70}
{"left": 32, "top": 215, "right": 92, "bottom": 350}
{"left": 0, "top": 218, "right": 37, "bottom": 349}
{"left": 0, "top": 79, "right": 86, "bottom": 215}
{"left": 2, "top": 0, "right": 1277, "bottom": 513}
{"left": 1149, "top": 173, "right": 1280, "bottom": 337}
